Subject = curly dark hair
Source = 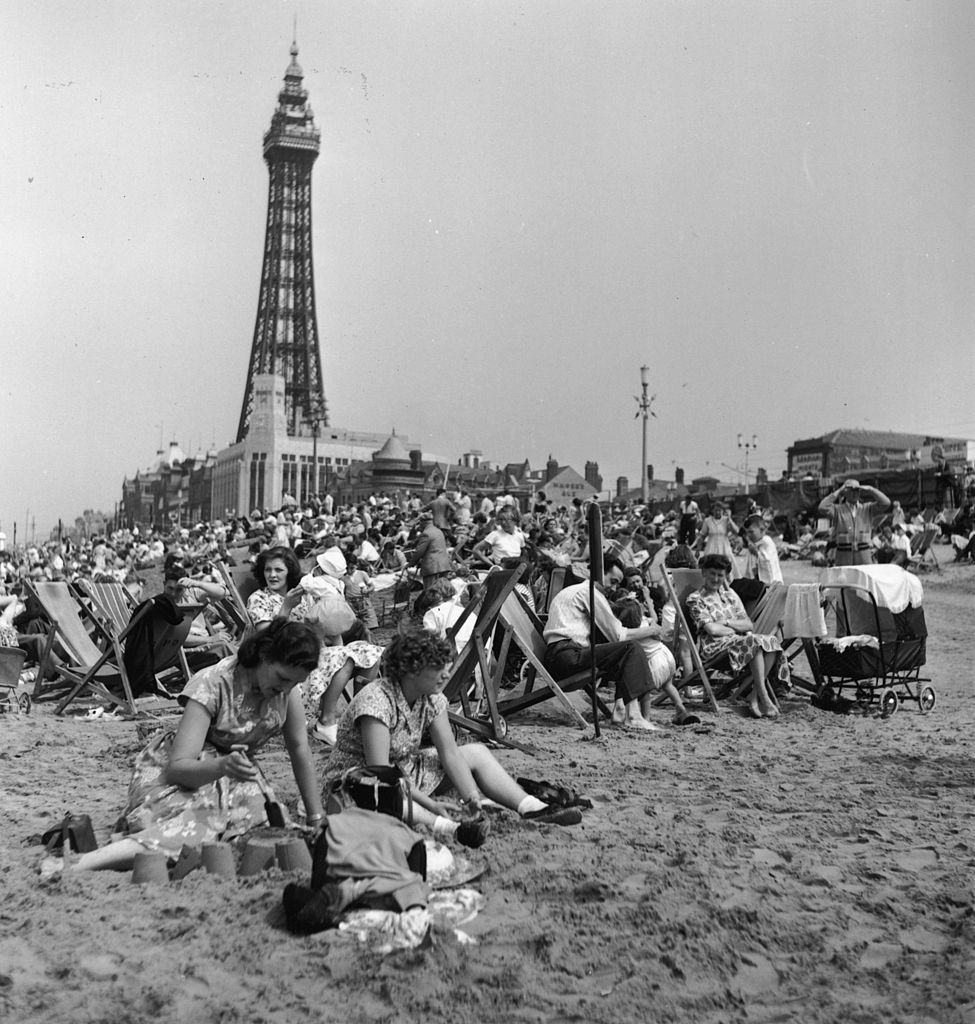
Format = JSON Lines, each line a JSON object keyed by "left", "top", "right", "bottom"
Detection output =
{"left": 384, "top": 628, "right": 454, "bottom": 683}
{"left": 237, "top": 619, "right": 321, "bottom": 672}
{"left": 252, "top": 546, "right": 303, "bottom": 591}
{"left": 698, "top": 553, "right": 733, "bottom": 574}
{"left": 665, "top": 544, "right": 698, "bottom": 570}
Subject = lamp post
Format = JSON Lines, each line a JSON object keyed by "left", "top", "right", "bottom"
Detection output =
{"left": 635, "top": 365, "right": 654, "bottom": 504}
{"left": 737, "top": 433, "right": 758, "bottom": 492}
{"left": 304, "top": 398, "right": 327, "bottom": 504}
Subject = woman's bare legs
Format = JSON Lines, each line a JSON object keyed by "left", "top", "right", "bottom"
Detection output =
{"left": 746, "top": 652, "right": 779, "bottom": 718}
{"left": 41, "top": 837, "right": 146, "bottom": 876}
{"left": 457, "top": 744, "right": 533, "bottom": 810}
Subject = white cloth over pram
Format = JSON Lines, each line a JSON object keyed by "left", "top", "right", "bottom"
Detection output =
{"left": 823, "top": 564, "right": 923, "bottom": 613}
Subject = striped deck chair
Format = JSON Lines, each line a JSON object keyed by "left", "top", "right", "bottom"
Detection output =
{"left": 908, "top": 525, "right": 941, "bottom": 574}
{"left": 74, "top": 579, "right": 137, "bottom": 636}
{"left": 30, "top": 581, "right": 140, "bottom": 714}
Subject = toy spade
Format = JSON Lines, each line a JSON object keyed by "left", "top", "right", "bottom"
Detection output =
{"left": 231, "top": 746, "right": 286, "bottom": 827}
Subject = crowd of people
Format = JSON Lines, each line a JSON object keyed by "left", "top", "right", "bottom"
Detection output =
{"left": 6, "top": 477, "right": 967, "bottom": 883}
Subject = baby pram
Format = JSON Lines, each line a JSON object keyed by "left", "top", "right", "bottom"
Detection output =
{"left": 814, "top": 565, "right": 934, "bottom": 716}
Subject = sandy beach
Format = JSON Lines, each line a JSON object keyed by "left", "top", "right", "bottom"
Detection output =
{"left": 1, "top": 558, "right": 972, "bottom": 1024}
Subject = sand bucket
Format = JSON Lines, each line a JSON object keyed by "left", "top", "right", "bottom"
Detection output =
{"left": 275, "top": 837, "right": 313, "bottom": 874}
{"left": 131, "top": 851, "right": 170, "bottom": 885}
{"left": 201, "top": 842, "right": 236, "bottom": 879}
{"left": 238, "top": 837, "right": 277, "bottom": 876}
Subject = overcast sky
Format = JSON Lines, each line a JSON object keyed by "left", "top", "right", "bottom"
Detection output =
{"left": 3, "top": 0, "right": 973, "bottom": 539}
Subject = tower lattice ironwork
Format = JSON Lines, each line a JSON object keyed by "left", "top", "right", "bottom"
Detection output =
{"left": 236, "top": 43, "right": 328, "bottom": 443}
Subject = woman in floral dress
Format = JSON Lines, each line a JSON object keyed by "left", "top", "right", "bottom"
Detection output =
{"left": 321, "top": 630, "right": 582, "bottom": 849}
{"left": 685, "top": 553, "right": 786, "bottom": 719}
{"left": 50, "top": 620, "right": 323, "bottom": 873}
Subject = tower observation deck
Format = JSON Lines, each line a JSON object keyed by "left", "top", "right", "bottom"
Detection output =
{"left": 236, "top": 43, "right": 328, "bottom": 443}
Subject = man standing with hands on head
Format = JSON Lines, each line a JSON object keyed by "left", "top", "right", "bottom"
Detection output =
{"left": 820, "top": 479, "right": 891, "bottom": 566}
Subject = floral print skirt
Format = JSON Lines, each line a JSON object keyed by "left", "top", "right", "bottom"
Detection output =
{"left": 699, "top": 632, "right": 790, "bottom": 688}
{"left": 120, "top": 729, "right": 272, "bottom": 858}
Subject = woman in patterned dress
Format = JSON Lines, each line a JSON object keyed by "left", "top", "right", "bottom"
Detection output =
{"left": 693, "top": 502, "right": 741, "bottom": 577}
{"left": 245, "top": 546, "right": 304, "bottom": 624}
{"left": 685, "top": 554, "right": 785, "bottom": 719}
{"left": 322, "top": 630, "right": 582, "bottom": 847}
{"left": 49, "top": 620, "right": 324, "bottom": 874}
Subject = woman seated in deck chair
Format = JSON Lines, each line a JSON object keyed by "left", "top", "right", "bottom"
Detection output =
{"left": 246, "top": 545, "right": 304, "bottom": 624}
{"left": 685, "top": 554, "right": 788, "bottom": 720}
{"left": 41, "top": 620, "right": 324, "bottom": 877}
{"left": 321, "top": 629, "right": 582, "bottom": 849}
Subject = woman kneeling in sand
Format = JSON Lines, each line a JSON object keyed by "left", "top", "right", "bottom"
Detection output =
{"left": 685, "top": 554, "right": 786, "bottom": 719}
{"left": 321, "top": 629, "right": 582, "bottom": 847}
{"left": 43, "top": 620, "right": 324, "bottom": 875}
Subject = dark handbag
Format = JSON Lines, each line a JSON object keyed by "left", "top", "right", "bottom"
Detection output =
{"left": 325, "top": 765, "right": 414, "bottom": 825}
{"left": 40, "top": 813, "right": 98, "bottom": 854}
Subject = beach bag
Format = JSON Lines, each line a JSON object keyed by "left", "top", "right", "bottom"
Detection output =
{"left": 40, "top": 813, "right": 98, "bottom": 854}
{"left": 324, "top": 765, "right": 414, "bottom": 825}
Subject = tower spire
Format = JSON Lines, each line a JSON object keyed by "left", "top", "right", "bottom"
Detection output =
{"left": 236, "top": 43, "right": 327, "bottom": 443}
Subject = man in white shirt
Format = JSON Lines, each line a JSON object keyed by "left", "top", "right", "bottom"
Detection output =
{"left": 742, "top": 515, "right": 783, "bottom": 584}
{"left": 542, "top": 557, "right": 671, "bottom": 731}
{"left": 473, "top": 511, "right": 526, "bottom": 565}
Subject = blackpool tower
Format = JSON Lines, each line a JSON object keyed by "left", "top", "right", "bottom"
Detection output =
{"left": 236, "top": 43, "right": 328, "bottom": 443}
{"left": 210, "top": 44, "right": 396, "bottom": 518}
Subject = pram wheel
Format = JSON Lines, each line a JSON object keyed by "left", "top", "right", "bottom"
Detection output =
{"left": 880, "top": 688, "right": 898, "bottom": 718}
{"left": 918, "top": 686, "right": 936, "bottom": 714}
{"left": 18, "top": 692, "right": 32, "bottom": 715}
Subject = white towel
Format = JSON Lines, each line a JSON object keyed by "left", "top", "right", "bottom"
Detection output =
{"left": 783, "top": 583, "right": 827, "bottom": 638}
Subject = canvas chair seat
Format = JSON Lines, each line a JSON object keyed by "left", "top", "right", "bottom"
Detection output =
{"left": 493, "top": 590, "right": 606, "bottom": 733}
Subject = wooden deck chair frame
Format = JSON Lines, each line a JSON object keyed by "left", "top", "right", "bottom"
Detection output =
{"left": 492, "top": 590, "right": 605, "bottom": 733}
{"left": 438, "top": 567, "right": 541, "bottom": 754}
{"left": 29, "top": 581, "right": 142, "bottom": 716}
{"left": 656, "top": 569, "right": 720, "bottom": 713}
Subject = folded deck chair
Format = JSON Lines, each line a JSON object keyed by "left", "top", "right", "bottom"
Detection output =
{"left": 30, "top": 581, "right": 140, "bottom": 715}
{"left": 493, "top": 590, "right": 605, "bottom": 732}
{"left": 438, "top": 568, "right": 539, "bottom": 753}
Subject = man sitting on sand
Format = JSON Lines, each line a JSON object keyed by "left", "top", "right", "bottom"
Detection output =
{"left": 543, "top": 556, "right": 683, "bottom": 731}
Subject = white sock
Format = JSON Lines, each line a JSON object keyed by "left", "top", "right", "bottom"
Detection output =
{"left": 517, "top": 796, "right": 547, "bottom": 816}
{"left": 315, "top": 722, "right": 338, "bottom": 743}
{"left": 432, "top": 816, "right": 458, "bottom": 839}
